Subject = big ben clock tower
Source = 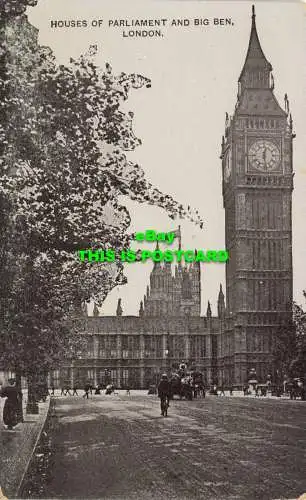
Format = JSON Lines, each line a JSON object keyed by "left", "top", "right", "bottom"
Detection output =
{"left": 220, "top": 6, "right": 295, "bottom": 384}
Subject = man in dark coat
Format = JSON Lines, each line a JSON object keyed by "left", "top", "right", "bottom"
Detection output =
{"left": 0, "top": 379, "right": 21, "bottom": 430}
{"left": 158, "top": 374, "right": 171, "bottom": 415}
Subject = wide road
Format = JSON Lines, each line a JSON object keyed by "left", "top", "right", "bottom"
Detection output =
{"left": 41, "top": 391, "right": 306, "bottom": 500}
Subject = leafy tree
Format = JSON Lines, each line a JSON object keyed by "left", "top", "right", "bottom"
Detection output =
{"left": 0, "top": 0, "right": 38, "bottom": 20}
{"left": 289, "top": 300, "right": 306, "bottom": 379}
{"left": 272, "top": 317, "right": 296, "bottom": 383}
{"left": 272, "top": 298, "right": 306, "bottom": 382}
{"left": 0, "top": 9, "right": 204, "bottom": 411}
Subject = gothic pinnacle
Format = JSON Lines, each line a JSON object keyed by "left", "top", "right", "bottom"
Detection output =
{"left": 206, "top": 301, "right": 212, "bottom": 318}
{"left": 139, "top": 301, "right": 144, "bottom": 317}
{"left": 116, "top": 298, "right": 123, "bottom": 316}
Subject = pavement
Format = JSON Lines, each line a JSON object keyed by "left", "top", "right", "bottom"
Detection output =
{"left": 37, "top": 390, "right": 306, "bottom": 500}
{"left": 0, "top": 391, "right": 50, "bottom": 499}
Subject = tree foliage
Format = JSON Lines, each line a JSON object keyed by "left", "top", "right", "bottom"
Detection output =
{"left": 0, "top": 11, "right": 204, "bottom": 376}
{"left": 273, "top": 299, "right": 306, "bottom": 381}
{"left": 289, "top": 299, "right": 306, "bottom": 378}
{"left": 0, "top": 0, "right": 38, "bottom": 20}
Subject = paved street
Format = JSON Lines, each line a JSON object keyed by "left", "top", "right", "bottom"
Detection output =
{"left": 40, "top": 392, "right": 306, "bottom": 500}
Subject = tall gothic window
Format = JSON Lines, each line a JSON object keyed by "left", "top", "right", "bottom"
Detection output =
{"left": 182, "top": 271, "right": 192, "bottom": 299}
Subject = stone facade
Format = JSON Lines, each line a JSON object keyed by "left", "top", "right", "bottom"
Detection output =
{"left": 141, "top": 258, "right": 201, "bottom": 317}
{"left": 54, "top": 315, "right": 221, "bottom": 390}
{"left": 55, "top": 258, "right": 224, "bottom": 389}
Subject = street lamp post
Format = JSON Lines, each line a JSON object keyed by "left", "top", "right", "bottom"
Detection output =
{"left": 165, "top": 331, "right": 171, "bottom": 376}
{"left": 165, "top": 348, "right": 169, "bottom": 376}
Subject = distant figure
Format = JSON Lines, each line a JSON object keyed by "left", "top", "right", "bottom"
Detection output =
{"left": 243, "top": 385, "right": 248, "bottom": 396}
{"left": 60, "top": 387, "right": 65, "bottom": 396}
{"left": 106, "top": 384, "right": 116, "bottom": 395}
{"left": 83, "top": 383, "right": 90, "bottom": 399}
{"left": 158, "top": 374, "right": 171, "bottom": 416}
{"left": 229, "top": 385, "right": 233, "bottom": 396}
{"left": 83, "top": 384, "right": 90, "bottom": 399}
{"left": 94, "top": 385, "right": 101, "bottom": 395}
{"left": 126, "top": 386, "right": 130, "bottom": 396}
{"left": 72, "top": 386, "right": 78, "bottom": 396}
{"left": 0, "top": 379, "right": 21, "bottom": 430}
{"left": 49, "top": 386, "right": 55, "bottom": 396}
{"left": 219, "top": 384, "right": 225, "bottom": 397}
{"left": 64, "top": 386, "right": 72, "bottom": 396}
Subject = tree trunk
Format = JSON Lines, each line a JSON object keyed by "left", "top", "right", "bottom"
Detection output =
{"left": 15, "top": 369, "right": 24, "bottom": 423}
{"left": 37, "top": 370, "right": 49, "bottom": 402}
{"left": 26, "top": 373, "right": 39, "bottom": 414}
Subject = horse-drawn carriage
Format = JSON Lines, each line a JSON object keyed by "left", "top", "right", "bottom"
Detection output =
{"left": 287, "top": 378, "right": 305, "bottom": 400}
{"left": 170, "top": 373, "right": 193, "bottom": 400}
{"left": 169, "top": 364, "right": 205, "bottom": 401}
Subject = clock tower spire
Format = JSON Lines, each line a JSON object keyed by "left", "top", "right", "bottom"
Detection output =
{"left": 220, "top": 6, "right": 294, "bottom": 385}
{"left": 238, "top": 5, "right": 272, "bottom": 93}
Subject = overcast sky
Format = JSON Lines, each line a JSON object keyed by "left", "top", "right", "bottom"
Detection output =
{"left": 28, "top": 0, "right": 306, "bottom": 316}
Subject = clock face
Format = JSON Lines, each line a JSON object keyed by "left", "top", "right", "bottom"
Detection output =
{"left": 248, "top": 140, "right": 280, "bottom": 172}
{"left": 224, "top": 149, "right": 232, "bottom": 181}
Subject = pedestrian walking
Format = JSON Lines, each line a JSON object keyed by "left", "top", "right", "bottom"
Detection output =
{"left": 0, "top": 379, "right": 21, "bottom": 430}
{"left": 83, "top": 383, "right": 90, "bottom": 399}
{"left": 158, "top": 374, "right": 171, "bottom": 416}
{"left": 126, "top": 386, "right": 130, "bottom": 395}
{"left": 60, "top": 387, "right": 65, "bottom": 396}
{"left": 49, "top": 386, "right": 55, "bottom": 396}
{"left": 64, "top": 386, "right": 72, "bottom": 396}
{"left": 72, "top": 386, "right": 78, "bottom": 396}
{"left": 219, "top": 383, "right": 225, "bottom": 397}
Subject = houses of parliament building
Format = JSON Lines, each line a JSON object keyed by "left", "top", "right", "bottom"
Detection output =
{"left": 55, "top": 5, "right": 294, "bottom": 389}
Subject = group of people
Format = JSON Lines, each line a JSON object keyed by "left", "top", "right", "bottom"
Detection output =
{"left": 211, "top": 384, "right": 234, "bottom": 396}
{"left": 50, "top": 383, "right": 131, "bottom": 399}
{"left": 50, "top": 384, "right": 99, "bottom": 397}
{"left": 59, "top": 387, "right": 79, "bottom": 396}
